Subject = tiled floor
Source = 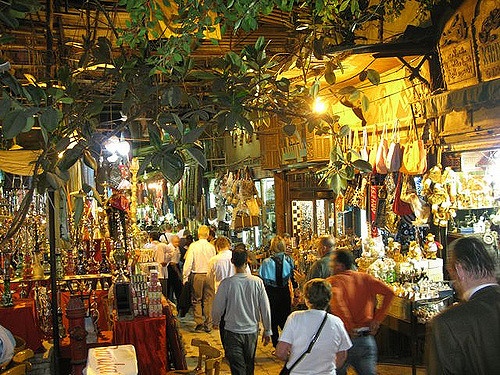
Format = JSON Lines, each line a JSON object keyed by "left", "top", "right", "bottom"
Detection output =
{"left": 177, "top": 311, "right": 427, "bottom": 374}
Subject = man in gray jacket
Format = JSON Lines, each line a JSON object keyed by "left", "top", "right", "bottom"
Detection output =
{"left": 307, "top": 235, "right": 336, "bottom": 280}
{"left": 212, "top": 244, "right": 272, "bottom": 375}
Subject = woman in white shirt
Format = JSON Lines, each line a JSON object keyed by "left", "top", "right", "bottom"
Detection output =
{"left": 275, "top": 279, "right": 352, "bottom": 375}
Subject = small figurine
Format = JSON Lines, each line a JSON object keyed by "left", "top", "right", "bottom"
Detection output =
{"left": 423, "top": 233, "right": 443, "bottom": 259}
{"left": 385, "top": 237, "right": 402, "bottom": 259}
{"left": 407, "top": 240, "right": 423, "bottom": 261}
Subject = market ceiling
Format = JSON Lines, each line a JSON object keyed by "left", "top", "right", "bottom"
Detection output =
{"left": 1, "top": 0, "right": 449, "bottom": 152}
{"left": 2, "top": 0, "right": 439, "bottom": 85}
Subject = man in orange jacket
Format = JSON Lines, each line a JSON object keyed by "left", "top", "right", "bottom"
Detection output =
{"left": 326, "top": 249, "right": 395, "bottom": 375}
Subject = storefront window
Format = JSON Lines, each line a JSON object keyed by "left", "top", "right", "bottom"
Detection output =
{"left": 260, "top": 178, "right": 275, "bottom": 233}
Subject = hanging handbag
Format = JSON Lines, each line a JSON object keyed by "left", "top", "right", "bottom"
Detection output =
{"left": 351, "top": 130, "right": 361, "bottom": 160}
{"left": 375, "top": 123, "right": 388, "bottom": 174}
{"left": 393, "top": 173, "right": 413, "bottom": 216}
{"left": 367, "top": 126, "right": 377, "bottom": 169}
{"left": 279, "top": 312, "right": 328, "bottom": 375}
{"left": 400, "top": 120, "right": 427, "bottom": 175}
{"left": 386, "top": 119, "right": 402, "bottom": 172}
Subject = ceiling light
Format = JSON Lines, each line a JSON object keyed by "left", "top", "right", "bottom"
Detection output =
{"left": 116, "top": 140, "right": 130, "bottom": 156}
{"left": 313, "top": 97, "right": 327, "bottom": 114}
{"left": 105, "top": 135, "right": 120, "bottom": 154}
{"left": 107, "top": 154, "right": 119, "bottom": 163}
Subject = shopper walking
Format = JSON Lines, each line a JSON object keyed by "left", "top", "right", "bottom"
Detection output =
{"left": 152, "top": 231, "right": 172, "bottom": 298}
{"left": 212, "top": 244, "right": 272, "bottom": 375}
{"left": 182, "top": 225, "right": 216, "bottom": 332}
{"left": 258, "top": 235, "right": 297, "bottom": 347}
{"left": 327, "top": 249, "right": 395, "bottom": 375}
{"left": 208, "top": 237, "right": 252, "bottom": 344}
{"left": 208, "top": 236, "right": 243, "bottom": 293}
{"left": 307, "top": 235, "right": 336, "bottom": 280}
{"left": 426, "top": 236, "right": 500, "bottom": 375}
{"left": 275, "top": 278, "right": 352, "bottom": 374}
{"left": 159, "top": 223, "right": 174, "bottom": 244}
{"left": 167, "top": 235, "right": 183, "bottom": 304}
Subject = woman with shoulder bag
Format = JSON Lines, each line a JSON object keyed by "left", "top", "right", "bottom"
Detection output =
{"left": 275, "top": 279, "right": 352, "bottom": 375}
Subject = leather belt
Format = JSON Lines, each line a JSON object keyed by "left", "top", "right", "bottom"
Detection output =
{"left": 351, "top": 328, "right": 371, "bottom": 338}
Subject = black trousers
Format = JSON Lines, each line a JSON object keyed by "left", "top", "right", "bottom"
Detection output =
{"left": 167, "top": 263, "right": 183, "bottom": 303}
{"left": 265, "top": 285, "right": 291, "bottom": 347}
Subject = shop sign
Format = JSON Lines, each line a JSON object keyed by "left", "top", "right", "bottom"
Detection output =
{"left": 474, "top": 0, "right": 500, "bottom": 81}
{"left": 439, "top": 12, "right": 479, "bottom": 89}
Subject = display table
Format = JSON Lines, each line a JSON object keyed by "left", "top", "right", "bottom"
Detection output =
{"left": 113, "top": 316, "right": 168, "bottom": 375}
{"left": 380, "top": 294, "right": 454, "bottom": 375}
{"left": 0, "top": 298, "right": 44, "bottom": 351}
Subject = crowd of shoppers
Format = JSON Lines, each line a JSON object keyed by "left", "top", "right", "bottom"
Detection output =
{"left": 145, "top": 222, "right": 499, "bottom": 375}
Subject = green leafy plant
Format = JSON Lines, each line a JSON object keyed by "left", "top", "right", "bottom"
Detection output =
{"left": 316, "top": 121, "right": 372, "bottom": 195}
{"left": 0, "top": 0, "right": 450, "bottom": 245}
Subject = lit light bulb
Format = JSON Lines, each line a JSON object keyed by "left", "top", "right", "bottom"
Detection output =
{"left": 116, "top": 141, "right": 130, "bottom": 156}
{"left": 105, "top": 136, "right": 120, "bottom": 154}
{"left": 107, "top": 153, "right": 118, "bottom": 163}
{"left": 313, "top": 97, "right": 327, "bottom": 114}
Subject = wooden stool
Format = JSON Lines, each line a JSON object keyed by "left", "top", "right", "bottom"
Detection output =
{"left": 166, "top": 339, "right": 223, "bottom": 375}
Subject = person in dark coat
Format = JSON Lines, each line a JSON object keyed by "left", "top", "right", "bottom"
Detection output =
{"left": 258, "top": 235, "right": 297, "bottom": 347}
{"left": 426, "top": 236, "right": 500, "bottom": 375}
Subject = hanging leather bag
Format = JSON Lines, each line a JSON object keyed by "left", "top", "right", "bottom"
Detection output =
{"left": 368, "top": 126, "right": 377, "bottom": 168}
{"left": 400, "top": 120, "right": 427, "bottom": 175}
{"left": 375, "top": 123, "right": 389, "bottom": 174}
{"left": 386, "top": 119, "right": 402, "bottom": 172}
{"left": 393, "top": 173, "right": 414, "bottom": 216}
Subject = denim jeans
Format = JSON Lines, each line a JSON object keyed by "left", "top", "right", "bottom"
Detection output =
{"left": 336, "top": 335, "right": 377, "bottom": 375}
{"left": 222, "top": 330, "right": 258, "bottom": 375}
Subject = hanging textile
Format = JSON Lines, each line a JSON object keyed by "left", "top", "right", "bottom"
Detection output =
{"left": 0, "top": 150, "right": 43, "bottom": 176}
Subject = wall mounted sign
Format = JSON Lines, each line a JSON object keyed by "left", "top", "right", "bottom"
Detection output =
{"left": 439, "top": 10, "right": 479, "bottom": 89}
{"left": 474, "top": 0, "right": 500, "bottom": 81}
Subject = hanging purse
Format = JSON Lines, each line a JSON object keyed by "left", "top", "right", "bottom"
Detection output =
{"left": 386, "top": 119, "right": 402, "bottom": 172}
{"left": 400, "top": 120, "right": 427, "bottom": 175}
{"left": 351, "top": 129, "right": 361, "bottom": 160}
{"left": 393, "top": 173, "right": 414, "bottom": 216}
{"left": 279, "top": 312, "right": 328, "bottom": 375}
{"left": 375, "top": 123, "right": 388, "bottom": 174}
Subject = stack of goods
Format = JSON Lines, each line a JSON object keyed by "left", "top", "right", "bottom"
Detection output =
{"left": 355, "top": 235, "right": 448, "bottom": 300}
{"left": 356, "top": 236, "right": 384, "bottom": 272}
{"left": 130, "top": 274, "right": 148, "bottom": 317}
{"left": 147, "top": 271, "right": 163, "bottom": 317}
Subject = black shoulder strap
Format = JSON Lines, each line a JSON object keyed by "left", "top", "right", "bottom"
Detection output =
{"left": 287, "top": 312, "right": 328, "bottom": 371}
{"left": 272, "top": 255, "right": 284, "bottom": 287}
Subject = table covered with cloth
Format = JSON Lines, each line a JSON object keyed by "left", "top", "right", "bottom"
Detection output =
{"left": 0, "top": 298, "right": 44, "bottom": 351}
{"left": 113, "top": 315, "right": 168, "bottom": 375}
